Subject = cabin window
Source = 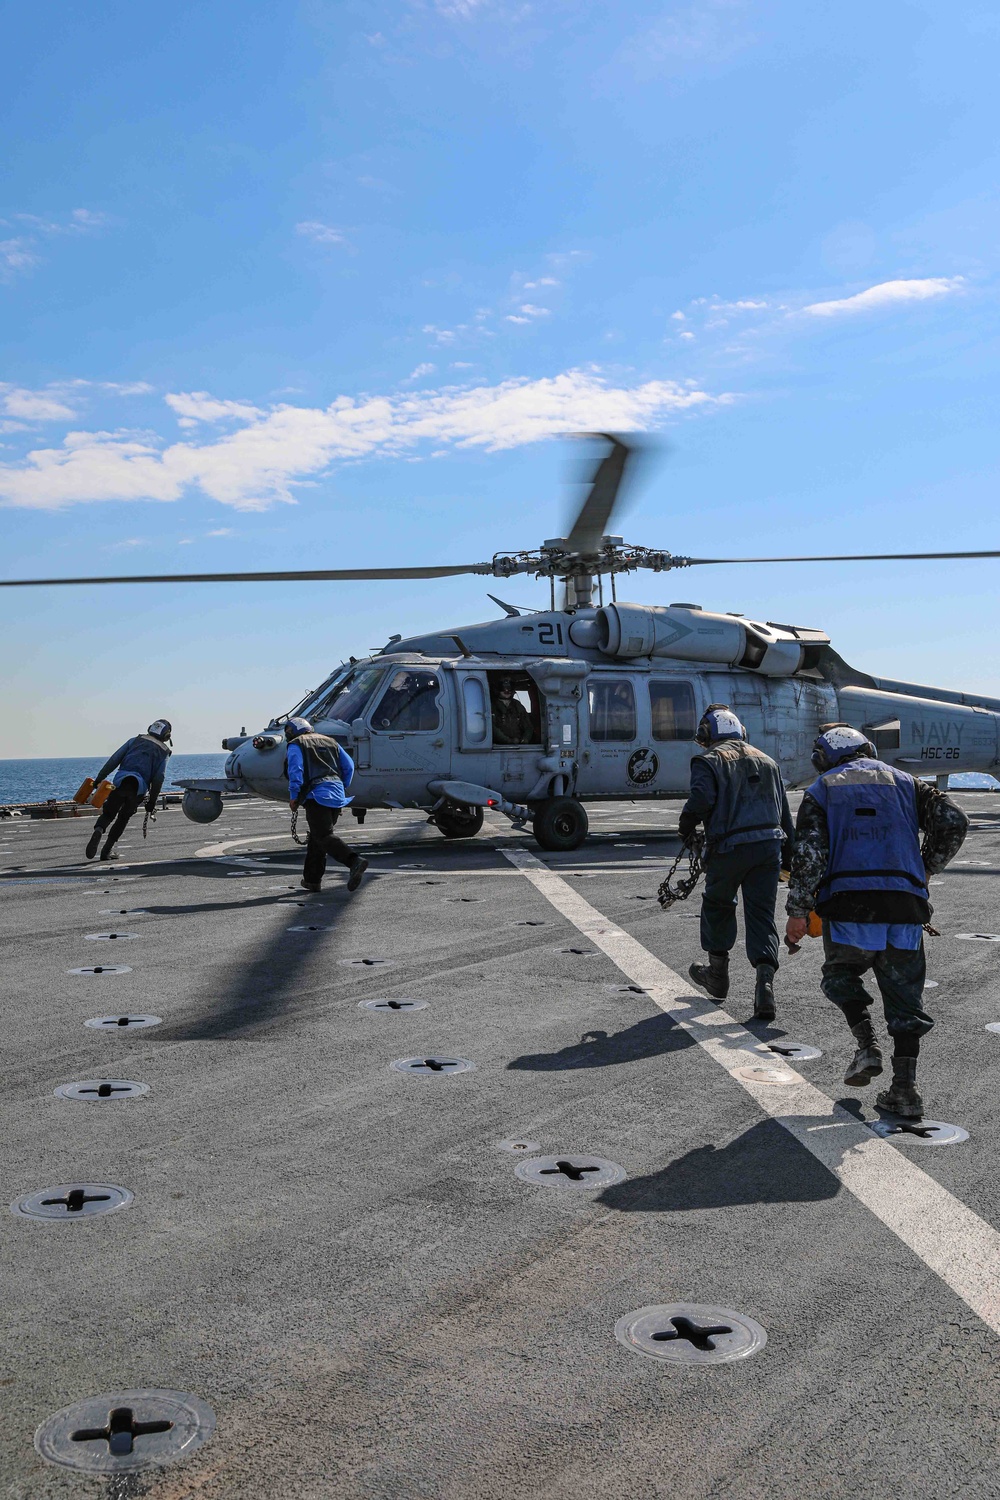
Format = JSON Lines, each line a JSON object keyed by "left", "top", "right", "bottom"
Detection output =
{"left": 649, "top": 680, "right": 697, "bottom": 741}
{"left": 305, "top": 665, "right": 385, "bottom": 725}
{"left": 485, "top": 671, "right": 543, "bottom": 745}
{"left": 462, "top": 678, "right": 489, "bottom": 744}
{"left": 372, "top": 670, "right": 441, "bottom": 732}
{"left": 588, "top": 679, "right": 637, "bottom": 742}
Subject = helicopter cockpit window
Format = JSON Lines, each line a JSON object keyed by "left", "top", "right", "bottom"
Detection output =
{"left": 588, "top": 679, "right": 637, "bottom": 742}
{"left": 373, "top": 670, "right": 441, "bottom": 732}
{"left": 649, "top": 680, "right": 697, "bottom": 741}
{"left": 305, "top": 665, "right": 385, "bottom": 725}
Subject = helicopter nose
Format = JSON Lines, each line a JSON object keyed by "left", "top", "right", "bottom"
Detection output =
{"left": 225, "top": 735, "right": 286, "bottom": 794}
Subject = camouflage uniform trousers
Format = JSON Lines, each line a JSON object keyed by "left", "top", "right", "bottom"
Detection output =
{"left": 820, "top": 926, "right": 934, "bottom": 1040}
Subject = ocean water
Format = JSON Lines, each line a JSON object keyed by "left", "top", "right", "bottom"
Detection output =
{"left": 0, "top": 756, "right": 995, "bottom": 807}
{"left": 0, "top": 755, "right": 230, "bottom": 806}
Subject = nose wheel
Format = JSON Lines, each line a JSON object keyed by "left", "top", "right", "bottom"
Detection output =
{"left": 531, "top": 796, "right": 589, "bottom": 851}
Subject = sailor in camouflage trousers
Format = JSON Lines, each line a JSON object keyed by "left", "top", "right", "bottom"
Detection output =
{"left": 786, "top": 725, "right": 967, "bottom": 1118}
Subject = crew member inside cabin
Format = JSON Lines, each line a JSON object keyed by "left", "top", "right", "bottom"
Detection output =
{"left": 284, "top": 716, "right": 368, "bottom": 894}
{"left": 786, "top": 724, "right": 967, "bottom": 1120}
{"left": 85, "top": 719, "right": 173, "bottom": 862}
{"left": 490, "top": 675, "right": 536, "bottom": 745}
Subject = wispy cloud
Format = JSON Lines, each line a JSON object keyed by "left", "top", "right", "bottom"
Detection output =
{"left": 295, "top": 220, "right": 350, "bottom": 247}
{"left": 0, "top": 208, "right": 108, "bottom": 280}
{"left": 801, "top": 277, "right": 964, "bottom": 318}
{"left": 0, "top": 370, "right": 731, "bottom": 512}
{"left": 404, "top": 363, "right": 436, "bottom": 382}
{"left": 0, "top": 239, "right": 38, "bottom": 277}
{"left": 165, "top": 391, "right": 264, "bottom": 428}
{"left": 506, "top": 303, "right": 551, "bottom": 325}
{"left": 0, "top": 387, "right": 77, "bottom": 421}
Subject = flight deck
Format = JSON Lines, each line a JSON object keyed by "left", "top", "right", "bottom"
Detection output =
{"left": 3, "top": 793, "right": 1000, "bottom": 1498}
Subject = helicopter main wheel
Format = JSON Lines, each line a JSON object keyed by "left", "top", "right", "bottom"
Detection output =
{"left": 531, "top": 796, "right": 589, "bottom": 852}
{"left": 434, "top": 804, "right": 485, "bottom": 840}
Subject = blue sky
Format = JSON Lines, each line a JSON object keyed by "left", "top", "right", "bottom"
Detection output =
{"left": 3, "top": 0, "right": 1000, "bottom": 755}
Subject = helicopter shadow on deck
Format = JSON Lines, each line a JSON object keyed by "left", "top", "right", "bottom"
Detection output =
{"left": 598, "top": 1117, "right": 840, "bottom": 1212}
{"left": 507, "top": 1013, "right": 696, "bottom": 1072}
{"left": 158, "top": 874, "right": 359, "bottom": 1043}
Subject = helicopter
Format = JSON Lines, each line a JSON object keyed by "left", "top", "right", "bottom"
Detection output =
{"left": 5, "top": 434, "right": 1000, "bottom": 851}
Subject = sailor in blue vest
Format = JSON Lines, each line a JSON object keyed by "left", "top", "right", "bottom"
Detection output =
{"left": 85, "top": 719, "right": 173, "bottom": 862}
{"left": 786, "top": 724, "right": 968, "bottom": 1118}
{"left": 284, "top": 717, "right": 368, "bottom": 893}
{"left": 679, "top": 704, "right": 795, "bottom": 1020}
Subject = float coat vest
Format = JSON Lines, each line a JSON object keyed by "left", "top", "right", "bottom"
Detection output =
{"left": 807, "top": 757, "right": 928, "bottom": 917}
{"left": 695, "top": 740, "right": 788, "bottom": 855}
{"left": 287, "top": 733, "right": 346, "bottom": 804}
{"left": 96, "top": 734, "right": 171, "bottom": 799}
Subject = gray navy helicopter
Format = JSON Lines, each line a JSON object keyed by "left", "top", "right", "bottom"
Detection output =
{"left": 6, "top": 434, "right": 1000, "bottom": 850}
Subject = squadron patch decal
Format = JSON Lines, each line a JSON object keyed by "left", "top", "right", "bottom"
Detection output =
{"left": 627, "top": 748, "right": 659, "bottom": 786}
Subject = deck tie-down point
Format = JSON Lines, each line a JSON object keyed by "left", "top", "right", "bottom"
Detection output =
{"left": 650, "top": 1316, "right": 732, "bottom": 1351}
{"left": 43, "top": 1189, "right": 110, "bottom": 1212}
{"left": 539, "top": 1159, "right": 600, "bottom": 1182}
{"left": 71, "top": 1408, "right": 172, "bottom": 1457}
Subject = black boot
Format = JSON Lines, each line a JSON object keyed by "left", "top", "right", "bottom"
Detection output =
{"left": 876, "top": 1054, "right": 924, "bottom": 1119}
{"left": 688, "top": 951, "right": 729, "bottom": 1000}
{"left": 753, "top": 964, "right": 776, "bottom": 1021}
{"left": 85, "top": 825, "right": 103, "bottom": 860}
{"left": 347, "top": 855, "right": 369, "bottom": 893}
{"left": 844, "top": 1017, "right": 883, "bottom": 1087}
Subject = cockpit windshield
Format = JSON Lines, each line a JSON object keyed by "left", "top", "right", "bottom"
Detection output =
{"left": 300, "top": 665, "right": 386, "bottom": 725}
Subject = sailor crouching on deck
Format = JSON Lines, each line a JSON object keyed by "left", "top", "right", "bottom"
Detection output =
{"left": 785, "top": 725, "right": 968, "bottom": 1119}
{"left": 680, "top": 704, "right": 795, "bottom": 1021}
{"left": 284, "top": 717, "right": 368, "bottom": 894}
{"left": 85, "top": 719, "right": 172, "bottom": 862}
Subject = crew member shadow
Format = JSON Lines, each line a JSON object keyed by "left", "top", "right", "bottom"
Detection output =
{"left": 507, "top": 1013, "right": 696, "bottom": 1072}
{"left": 598, "top": 1117, "right": 839, "bottom": 1211}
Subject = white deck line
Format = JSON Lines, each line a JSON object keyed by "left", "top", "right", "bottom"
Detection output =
{"left": 504, "top": 846, "right": 1000, "bottom": 1339}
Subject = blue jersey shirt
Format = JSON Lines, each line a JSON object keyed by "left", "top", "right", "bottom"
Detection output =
{"left": 828, "top": 920, "right": 923, "bottom": 952}
{"left": 286, "top": 739, "right": 355, "bottom": 808}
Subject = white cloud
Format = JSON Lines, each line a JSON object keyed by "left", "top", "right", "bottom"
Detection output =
{"left": 0, "top": 369, "right": 730, "bottom": 512}
{"left": 423, "top": 324, "right": 457, "bottom": 344}
{"left": 295, "top": 220, "right": 349, "bottom": 246}
{"left": 524, "top": 277, "right": 559, "bottom": 290}
{"left": 0, "top": 238, "right": 37, "bottom": 276}
{"left": 207, "top": 527, "right": 235, "bottom": 537}
{"left": 165, "top": 391, "right": 264, "bottom": 428}
{"left": 1, "top": 387, "right": 77, "bottom": 421}
{"left": 802, "top": 277, "right": 963, "bottom": 318}
{"left": 0, "top": 208, "right": 108, "bottom": 279}
{"left": 506, "top": 315, "right": 530, "bottom": 325}
{"left": 679, "top": 331, "right": 695, "bottom": 342}
{"left": 404, "top": 362, "right": 436, "bottom": 382}
{"left": 671, "top": 311, "right": 686, "bottom": 322}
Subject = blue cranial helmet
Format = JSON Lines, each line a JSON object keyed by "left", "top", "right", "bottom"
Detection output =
{"left": 695, "top": 703, "right": 746, "bottom": 747}
{"left": 811, "top": 723, "right": 876, "bottom": 772}
{"left": 284, "top": 716, "right": 314, "bottom": 740}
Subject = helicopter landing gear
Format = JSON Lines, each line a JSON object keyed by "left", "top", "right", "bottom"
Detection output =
{"left": 434, "top": 803, "right": 485, "bottom": 840}
{"left": 531, "top": 796, "right": 589, "bottom": 852}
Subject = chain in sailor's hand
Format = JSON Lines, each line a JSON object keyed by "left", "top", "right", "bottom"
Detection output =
{"left": 657, "top": 832, "right": 705, "bottom": 910}
{"left": 290, "top": 806, "right": 308, "bottom": 846}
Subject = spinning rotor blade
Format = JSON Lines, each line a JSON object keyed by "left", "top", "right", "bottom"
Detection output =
{"left": 564, "top": 434, "right": 631, "bottom": 558}
{"left": 0, "top": 564, "right": 491, "bottom": 588}
{"left": 681, "top": 549, "right": 1000, "bottom": 566}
